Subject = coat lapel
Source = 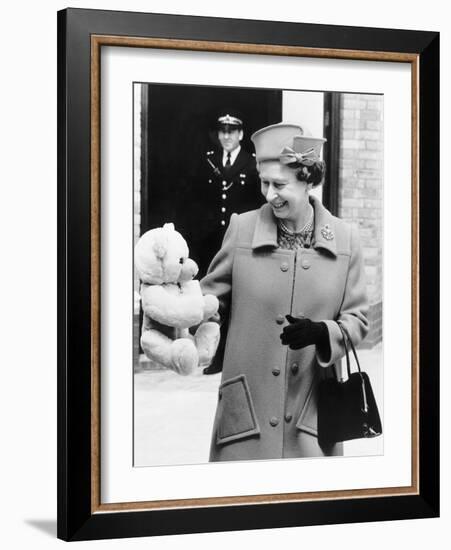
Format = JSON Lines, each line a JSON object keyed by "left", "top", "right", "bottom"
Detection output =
{"left": 213, "top": 150, "right": 223, "bottom": 170}
{"left": 228, "top": 148, "right": 247, "bottom": 175}
{"left": 251, "top": 204, "right": 278, "bottom": 249}
{"left": 310, "top": 195, "right": 337, "bottom": 257}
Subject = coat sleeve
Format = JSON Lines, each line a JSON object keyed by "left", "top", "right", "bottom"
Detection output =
{"left": 200, "top": 213, "right": 239, "bottom": 323}
{"left": 317, "top": 223, "right": 369, "bottom": 367}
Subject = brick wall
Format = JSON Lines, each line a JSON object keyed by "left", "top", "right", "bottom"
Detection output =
{"left": 338, "top": 94, "right": 383, "bottom": 348}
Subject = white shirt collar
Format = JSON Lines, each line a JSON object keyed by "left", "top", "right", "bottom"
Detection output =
{"left": 222, "top": 145, "right": 241, "bottom": 166}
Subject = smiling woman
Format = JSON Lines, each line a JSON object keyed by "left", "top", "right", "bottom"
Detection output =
{"left": 201, "top": 122, "right": 369, "bottom": 461}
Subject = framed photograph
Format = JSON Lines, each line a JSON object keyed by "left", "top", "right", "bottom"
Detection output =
{"left": 57, "top": 8, "right": 439, "bottom": 541}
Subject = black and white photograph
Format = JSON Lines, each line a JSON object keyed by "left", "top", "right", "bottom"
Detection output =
{"left": 52, "top": 5, "right": 440, "bottom": 543}
{"left": 133, "top": 83, "right": 384, "bottom": 467}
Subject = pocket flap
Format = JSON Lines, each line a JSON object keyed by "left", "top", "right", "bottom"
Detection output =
{"left": 216, "top": 375, "right": 260, "bottom": 445}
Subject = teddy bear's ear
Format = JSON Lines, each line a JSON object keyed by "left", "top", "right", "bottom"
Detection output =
{"left": 163, "top": 222, "right": 175, "bottom": 232}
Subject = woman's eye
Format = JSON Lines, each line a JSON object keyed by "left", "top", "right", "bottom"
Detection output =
{"left": 179, "top": 258, "right": 185, "bottom": 264}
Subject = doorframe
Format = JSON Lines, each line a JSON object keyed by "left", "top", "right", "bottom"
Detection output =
{"left": 322, "top": 92, "right": 341, "bottom": 216}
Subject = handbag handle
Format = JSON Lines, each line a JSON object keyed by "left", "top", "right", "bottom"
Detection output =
{"left": 337, "top": 322, "right": 369, "bottom": 414}
{"left": 338, "top": 323, "right": 363, "bottom": 374}
{"left": 337, "top": 322, "right": 352, "bottom": 379}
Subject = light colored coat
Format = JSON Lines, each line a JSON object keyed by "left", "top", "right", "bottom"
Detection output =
{"left": 201, "top": 196, "right": 369, "bottom": 462}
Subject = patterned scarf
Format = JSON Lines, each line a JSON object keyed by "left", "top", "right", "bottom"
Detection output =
{"left": 277, "top": 206, "right": 315, "bottom": 250}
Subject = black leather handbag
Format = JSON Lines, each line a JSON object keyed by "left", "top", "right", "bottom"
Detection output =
{"left": 317, "top": 323, "right": 382, "bottom": 448}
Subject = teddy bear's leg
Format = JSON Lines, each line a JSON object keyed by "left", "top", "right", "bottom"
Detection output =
{"left": 141, "top": 330, "right": 198, "bottom": 375}
{"left": 194, "top": 322, "right": 220, "bottom": 367}
{"left": 170, "top": 338, "right": 199, "bottom": 376}
{"left": 141, "top": 329, "right": 175, "bottom": 370}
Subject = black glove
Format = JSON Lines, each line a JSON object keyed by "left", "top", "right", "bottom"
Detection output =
{"left": 280, "top": 315, "right": 329, "bottom": 350}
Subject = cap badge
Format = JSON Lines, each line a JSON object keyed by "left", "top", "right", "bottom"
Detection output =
{"left": 320, "top": 224, "right": 334, "bottom": 241}
{"left": 218, "top": 114, "right": 243, "bottom": 126}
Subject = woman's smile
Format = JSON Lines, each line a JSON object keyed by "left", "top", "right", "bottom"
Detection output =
{"left": 271, "top": 200, "right": 288, "bottom": 212}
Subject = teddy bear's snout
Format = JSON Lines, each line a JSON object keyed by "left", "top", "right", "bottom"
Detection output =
{"left": 178, "top": 257, "right": 199, "bottom": 283}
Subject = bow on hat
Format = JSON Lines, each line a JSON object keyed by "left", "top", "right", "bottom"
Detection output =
{"left": 279, "top": 146, "right": 319, "bottom": 166}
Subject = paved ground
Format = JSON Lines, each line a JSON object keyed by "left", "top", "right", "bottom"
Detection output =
{"left": 134, "top": 344, "right": 383, "bottom": 467}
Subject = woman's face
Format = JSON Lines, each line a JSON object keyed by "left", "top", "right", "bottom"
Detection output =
{"left": 259, "top": 161, "right": 311, "bottom": 225}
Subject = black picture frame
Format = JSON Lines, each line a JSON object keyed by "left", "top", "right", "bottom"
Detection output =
{"left": 57, "top": 8, "right": 439, "bottom": 541}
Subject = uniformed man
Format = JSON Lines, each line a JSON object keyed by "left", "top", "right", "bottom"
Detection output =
{"left": 199, "top": 113, "right": 261, "bottom": 268}
{"left": 199, "top": 112, "right": 263, "bottom": 374}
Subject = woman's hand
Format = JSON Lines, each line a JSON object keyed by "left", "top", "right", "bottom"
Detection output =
{"left": 280, "top": 315, "right": 329, "bottom": 350}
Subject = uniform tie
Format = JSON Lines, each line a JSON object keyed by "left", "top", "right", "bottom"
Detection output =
{"left": 223, "top": 152, "right": 232, "bottom": 178}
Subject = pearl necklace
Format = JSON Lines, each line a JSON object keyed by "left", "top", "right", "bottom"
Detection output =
{"left": 279, "top": 204, "right": 314, "bottom": 234}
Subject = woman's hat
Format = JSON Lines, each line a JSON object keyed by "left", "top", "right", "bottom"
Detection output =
{"left": 251, "top": 123, "right": 326, "bottom": 164}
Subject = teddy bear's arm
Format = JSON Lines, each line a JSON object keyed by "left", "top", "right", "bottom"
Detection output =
{"left": 182, "top": 281, "right": 219, "bottom": 321}
{"left": 202, "top": 294, "right": 219, "bottom": 322}
{"left": 141, "top": 284, "right": 204, "bottom": 329}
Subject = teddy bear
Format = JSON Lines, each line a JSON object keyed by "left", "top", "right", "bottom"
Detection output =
{"left": 135, "top": 223, "right": 220, "bottom": 375}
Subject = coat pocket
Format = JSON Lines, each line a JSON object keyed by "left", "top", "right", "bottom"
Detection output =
{"left": 295, "top": 380, "right": 318, "bottom": 437}
{"left": 215, "top": 374, "right": 260, "bottom": 446}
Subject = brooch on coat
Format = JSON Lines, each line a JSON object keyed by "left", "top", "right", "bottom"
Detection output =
{"left": 320, "top": 224, "right": 334, "bottom": 241}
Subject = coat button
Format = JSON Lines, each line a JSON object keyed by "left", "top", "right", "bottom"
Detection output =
{"left": 284, "top": 413, "right": 293, "bottom": 423}
{"left": 269, "top": 417, "right": 279, "bottom": 427}
{"left": 280, "top": 262, "right": 289, "bottom": 272}
{"left": 221, "top": 220, "right": 225, "bottom": 226}
{"left": 276, "top": 315, "right": 285, "bottom": 325}
{"left": 222, "top": 194, "right": 227, "bottom": 200}
{"left": 291, "top": 362, "right": 299, "bottom": 374}
{"left": 301, "top": 260, "right": 311, "bottom": 269}
{"left": 272, "top": 367, "right": 281, "bottom": 376}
